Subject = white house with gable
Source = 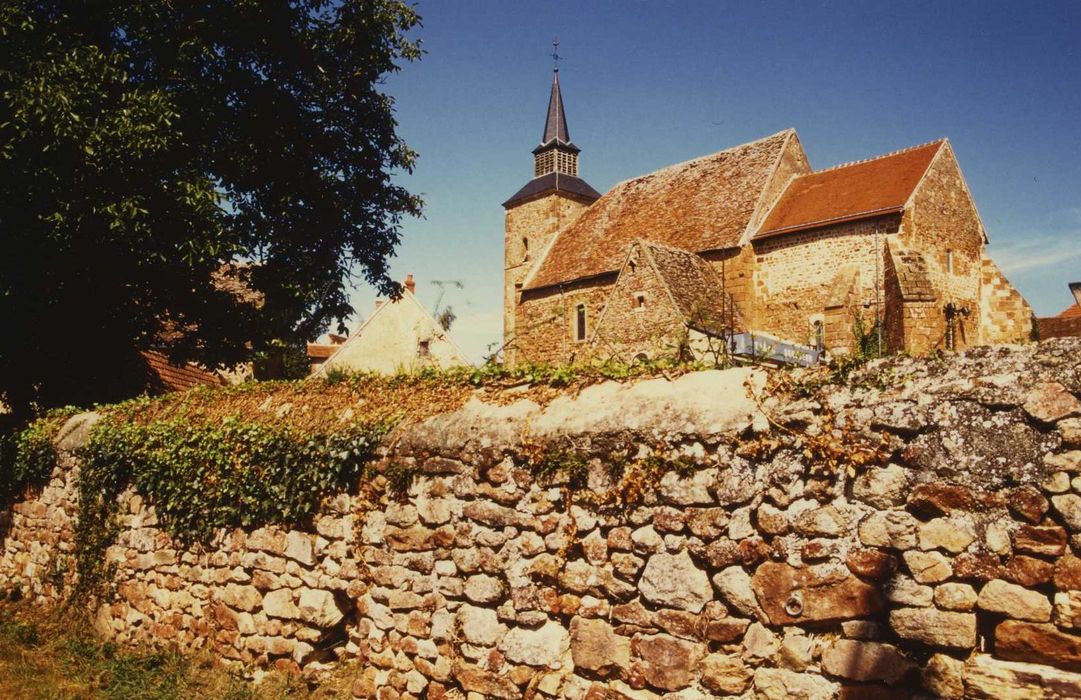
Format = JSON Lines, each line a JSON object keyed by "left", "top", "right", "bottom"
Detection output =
{"left": 312, "top": 275, "right": 468, "bottom": 376}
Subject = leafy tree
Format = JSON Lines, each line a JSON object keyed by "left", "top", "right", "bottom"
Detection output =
{"left": 0, "top": 1, "right": 422, "bottom": 415}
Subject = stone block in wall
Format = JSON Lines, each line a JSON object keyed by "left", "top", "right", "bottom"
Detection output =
{"left": 452, "top": 661, "right": 520, "bottom": 699}
{"left": 844, "top": 548, "right": 897, "bottom": 583}
{"left": 1055, "top": 591, "right": 1081, "bottom": 630}
{"left": 1052, "top": 495, "right": 1081, "bottom": 531}
{"left": 903, "top": 550, "right": 952, "bottom": 583}
{"left": 858, "top": 511, "right": 918, "bottom": 550}
{"left": 297, "top": 588, "right": 343, "bottom": 628}
{"left": 964, "top": 653, "right": 1081, "bottom": 700}
{"left": 977, "top": 579, "right": 1052, "bottom": 622}
{"left": 570, "top": 616, "right": 630, "bottom": 673}
{"left": 752, "top": 667, "right": 838, "bottom": 700}
{"left": 631, "top": 633, "right": 705, "bottom": 692}
{"left": 712, "top": 566, "right": 767, "bottom": 622}
{"left": 820, "top": 639, "right": 914, "bottom": 684}
{"left": 752, "top": 561, "right": 884, "bottom": 625}
{"left": 995, "top": 620, "right": 1081, "bottom": 672}
{"left": 934, "top": 583, "right": 977, "bottom": 611}
{"left": 889, "top": 608, "right": 976, "bottom": 649}
{"left": 923, "top": 653, "right": 965, "bottom": 699}
{"left": 638, "top": 551, "right": 711, "bottom": 612}
{"left": 1023, "top": 381, "right": 1081, "bottom": 424}
{"left": 700, "top": 652, "right": 752, "bottom": 694}
{"left": 1013, "top": 525, "right": 1067, "bottom": 557}
{"left": 499, "top": 620, "right": 569, "bottom": 668}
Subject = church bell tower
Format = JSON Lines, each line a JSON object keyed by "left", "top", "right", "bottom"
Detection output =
{"left": 502, "top": 46, "right": 601, "bottom": 366}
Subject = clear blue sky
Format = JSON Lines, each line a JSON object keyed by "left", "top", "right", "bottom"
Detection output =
{"left": 346, "top": 0, "right": 1081, "bottom": 362}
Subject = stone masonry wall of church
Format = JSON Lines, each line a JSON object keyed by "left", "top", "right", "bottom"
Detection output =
{"left": 5, "top": 342, "right": 1081, "bottom": 698}
{"left": 504, "top": 195, "right": 592, "bottom": 366}
{"left": 701, "top": 247, "right": 756, "bottom": 333}
{"left": 588, "top": 253, "right": 686, "bottom": 363}
{"left": 899, "top": 147, "right": 985, "bottom": 351}
{"left": 749, "top": 217, "right": 898, "bottom": 351}
{"left": 980, "top": 259, "right": 1035, "bottom": 346}
{"left": 514, "top": 276, "right": 614, "bottom": 366}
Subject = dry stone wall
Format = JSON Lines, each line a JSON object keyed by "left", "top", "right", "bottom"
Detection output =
{"left": 4, "top": 340, "right": 1081, "bottom": 699}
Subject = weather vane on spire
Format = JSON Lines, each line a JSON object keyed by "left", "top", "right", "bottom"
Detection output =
{"left": 550, "top": 38, "right": 561, "bottom": 71}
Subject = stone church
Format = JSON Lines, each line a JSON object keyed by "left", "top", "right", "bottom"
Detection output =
{"left": 502, "top": 67, "right": 1033, "bottom": 367}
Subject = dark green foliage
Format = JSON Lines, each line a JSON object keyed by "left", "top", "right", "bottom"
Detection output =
{"left": 531, "top": 449, "right": 589, "bottom": 489}
{"left": 852, "top": 314, "right": 886, "bottom": 361}
{"left": 383, "top": 463, "right": 416, "bottom": 497}
{"left": 322, "top": 355, "right": 712, "bottom": 390}
{"left": 0, "top": 408, "right": 77, "bottom": 504}
{"left": 74, "top": 415, "right": 385, "bottom": 598}
{"left": 0, "top": 1, "right": 422, "bottom": 414}
{"left": 252, "top": 340, "right": 315, "bottom": 381}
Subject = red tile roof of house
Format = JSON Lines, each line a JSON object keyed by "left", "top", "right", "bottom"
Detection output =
{"left": 1061, "top": 304, "right": 1081, "bottom": 319}
{"left": 141, "top": 351, "right": 224, "bottom": 393}
{"left": 525, "top": 130, "right": 794, "bottom": 290}
{"left": 756, "top": 140, "right": 944, "bottom": 240}
{"left": 306, "top": 343, "right": 339, "bottom": 359}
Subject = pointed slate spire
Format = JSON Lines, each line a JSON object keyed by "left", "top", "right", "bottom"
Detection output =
{"left": 541, "top": 69, "right": 570, "bottom": 146}
{"left": 503, "top": 52, "right": 600, "bottom": 209}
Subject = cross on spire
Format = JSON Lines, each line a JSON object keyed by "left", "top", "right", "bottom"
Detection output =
{"left": 551, "top": 38, "right": 561, "bottom": 71}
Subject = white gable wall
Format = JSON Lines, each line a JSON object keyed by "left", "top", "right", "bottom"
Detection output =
{"left": 318, "top": 293, "right": 467, "bottom": 375}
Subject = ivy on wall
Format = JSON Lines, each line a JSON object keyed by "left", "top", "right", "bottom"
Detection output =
{"left": 0, "top": 408, "right": 78, "bottom": 505}
{"left": 72, "top": 415, "right": 386, "bottom": 598}
{"left": 0, "top": 356, "right": 726, "bottom": 600}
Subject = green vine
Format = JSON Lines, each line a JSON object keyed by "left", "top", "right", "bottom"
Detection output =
{"left": 326, "top": 354, "right": 713, "bottom": 391}
{"left": 13, "top": 354, "right": 730, "bottom": 602}
{"left": 0, "top": 408, "right": 78, "bottom": 505}
{"left": 72, "top": 414, "right": 387, "bottom": 600}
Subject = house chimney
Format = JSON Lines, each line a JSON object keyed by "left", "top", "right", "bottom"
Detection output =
{"left": 404, "top": 274, "right": 416, "bottom": 295}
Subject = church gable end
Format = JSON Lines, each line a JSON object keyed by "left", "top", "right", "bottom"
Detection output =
{"left": 590, "top": 242, "right": 689, "bottom": 362}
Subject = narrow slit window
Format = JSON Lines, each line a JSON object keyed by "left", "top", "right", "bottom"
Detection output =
{"left": 946, "top": 250, "right": 954, "bottom": 274}
{"left": 575, "top": 304, "right": 586, "bottom": 341}
{"left": 634, "top": 293, "right": 646, "bottom": 309}
{"left": 418, "top": 340, "right": 430, "bottom": 357}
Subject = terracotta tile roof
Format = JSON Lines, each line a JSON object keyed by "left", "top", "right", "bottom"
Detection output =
{"left": 756, "top": 140, "right": 944, "bottom": 240}
{"left": 525, "top": 130, "right": 794, "bottom": 290}
{"left": 141, "top": 351, "right": 224, "bottom": 394}
{"left": 1061, "top": 304, "right": 1081, "bottom": 319}
{"left": 306, "top": 343, "right": 339, "bottom": 359}
{"left": 643, "top": 241, "right": 735, "bottom": 335}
